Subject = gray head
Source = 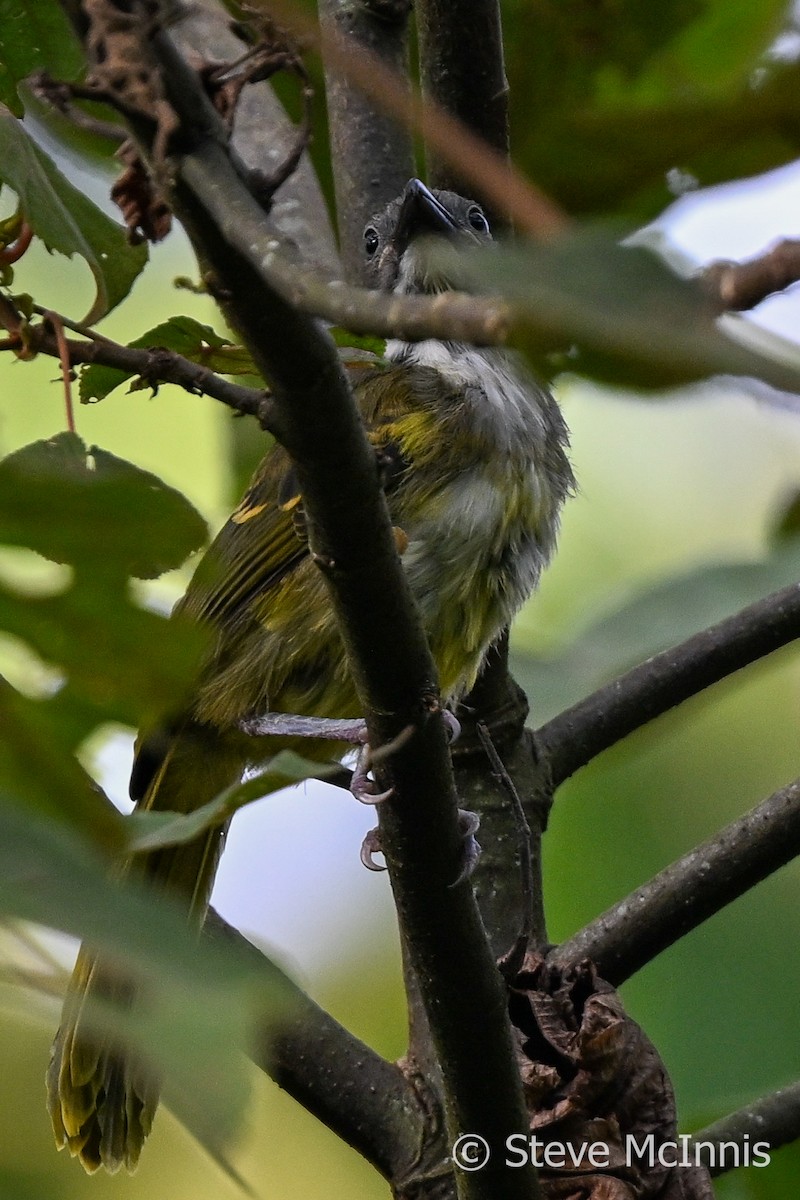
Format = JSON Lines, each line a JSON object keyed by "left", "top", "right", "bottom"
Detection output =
{"left": 363, "top": 178, "right": 492, "bottom": 293}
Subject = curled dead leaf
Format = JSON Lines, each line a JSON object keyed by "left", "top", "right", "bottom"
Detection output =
{"left": 112, "top": 142, "right": 172, "bottom": 245}
{"left": 508, "top": 955, "right": 713, "bottom": 1200}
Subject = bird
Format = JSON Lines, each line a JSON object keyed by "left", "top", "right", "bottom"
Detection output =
{"left": 47, "top": 177, "right": 574, "bottom": 1173}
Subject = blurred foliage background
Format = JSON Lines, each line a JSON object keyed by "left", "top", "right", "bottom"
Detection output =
{"left": 1, "top": 0, "right": 800, "bottom": 1197}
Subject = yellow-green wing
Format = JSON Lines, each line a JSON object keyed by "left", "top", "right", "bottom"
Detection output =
{"left": 177, "top": 442, "right": 309, "bottom": 629}
{"left": 178, "top": 363, "right": 442, "bottom": 630}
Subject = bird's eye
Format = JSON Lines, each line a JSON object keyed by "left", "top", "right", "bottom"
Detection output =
{"left": 467, "top": 205, "right": 490, "bottom": 233}
{"left": 364, "top": 226, "right": 380, "bottom": 256}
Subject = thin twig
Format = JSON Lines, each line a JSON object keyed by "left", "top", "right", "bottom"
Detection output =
{"left": 5, "top": 318, "right": 275, "bottom": 428}
{"left": 703, "top": 239, "right": 800, "bottom": 313}
{"left": 551, "top": 779, "right": 800, "bottom": 984}
{"left": 536, "top": 582, "right": 800, "bottom": 789}
{"left": 476, "top": 721, "right": 534, "bottom": 978}
{"left": 689, "top": 1081, "right": 800, "bottom": 1174}
{"left": 42, "top": 312, "right": 76, "bottom": 433}
{"left": 0, "top": 222, "right": 34, "bottom": 266}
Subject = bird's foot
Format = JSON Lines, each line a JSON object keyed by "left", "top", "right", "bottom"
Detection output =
{"left": 351, "top": 737, "right": 395, "bottom": 805}
{"left": 452, "top": 808, "right": 481, "bottom": 885}
{"left": 359, "top": 808, "right": 481, "bottom": 881}
{"left": 442, "top": 708, "right": 461, "bottom": 744}
{"left": 360, "top": 826, "right": 386, "bottom": 872}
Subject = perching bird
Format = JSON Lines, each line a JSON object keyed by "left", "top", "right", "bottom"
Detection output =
{"left": 47, "top": 178, "right": 574, "bottom": 1173}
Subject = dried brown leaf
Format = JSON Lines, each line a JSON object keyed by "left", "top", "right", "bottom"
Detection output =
{"left": 111, "top": 142, "right": 172, "bottom": 245}
{"left": 509, "top": 956, "right": 713, "bottom": 1200}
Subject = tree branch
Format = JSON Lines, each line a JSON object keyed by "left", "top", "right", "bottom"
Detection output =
{"left": 536, "top": 582, "right": 800, "bottom": 789}
{"left": 170, "top": 0, "right": 340, "bottom": 276}
{"left": 551, "top": 779, "right": 800, "bottom": 984}
{"left": 689, "top": 1081, "right": 800, "bottom": 1174}
{"left": 152, "top": 37, "right": 539, "bottom": 1200}
{"left": 319, "top": 0, "right": 415, "bottom": 282}
{"left": 60, "top": 10, "right": 539, "bottom": 1197}
{"left": 416, "top": 0, "right": 509, "bottom": 207}
{"left": 6, "top": 317, "right": 275, "bottom": 426}
{"left": 703, "top": 238, "right": 800, "bottom": 313}
{"left": 204, "top": 910, "right": 425, "bottom": 1180}
{"left": 257, "top": 0, "right": 568, "bottom": 239}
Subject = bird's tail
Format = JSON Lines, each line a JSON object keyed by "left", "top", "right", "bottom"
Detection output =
{"left": 47, "top": 723, "right": 245, "bottom": 1174}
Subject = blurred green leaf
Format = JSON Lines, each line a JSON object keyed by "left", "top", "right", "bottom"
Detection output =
{"left": 0, "top": 109, "right": 146, "bottom": 321}
{"left": 0, "top": 583, "right": 207, "bottom": 730}
{"left": 774, "top": 490, "right": 800, "bottom": 541}
{"left": 449, "top": 231, "right": 800, "bottom": 393}
{"left": 592, "top": 0, "right": 788, "bottom": 105}
{"left": 328, "top": 326, "right": 386, "bottom": 357}
{"left": 0, "top": 434, "right": 209, "bottom": 739}
{"left": 127, "top": 750, "right": 332, "bottom": 853}
{"left": 0, "top": 1165, "right": 60, "bottom": 1200}
{"left": 0, "top": 797, "right": 292, "bottom": 1175}
{"left": 505, "top": 1, "right": 798, "bottom": 220}
{"left": 0, "top": 0, "right": 83, "bottom": 116}
{"left": 514, "top": 536, "right": 800, "bottom": 723}
{"left": 0, "top": 433, "right": 208, "bottom": 578}
{"left": 0, "top": 679, "right": 124, "bottom": 848}
{"left": 80, "top": 316, "right": 259, "bottom": 403}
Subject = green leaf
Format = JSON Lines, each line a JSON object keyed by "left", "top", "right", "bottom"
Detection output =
{"left": 449, "top": 231, "right": 800, "bottom": 394}
{"left": 505, "top": 0, "right": 799, "bottom": 219}
{"left": 127, "top": 750, "right": 333, "bottom": 852}
{"left": 0, "top": 0, "right": 83, "bottom": 116}
{"left": 0, "top": 436, "right": 209, "bottom": 739}
{"left": 0, "top": 108, "right": 147, "bottom": 321}
{"left": 0, "top": 433, "right": 208, "bottom": 578}
{"left": 80, "top": 316, "right": 260, "bottom": 403}
{"left": 0, "top": 797, "right": 293, "bottom": 1173}
{"left": 593, "top": 0, "right": 788, "bottom": 107}
{"left": 0, "top": 1166, "right": 62, "bottom": 1200}
{"left": 0, "top": 583, "right": 207, "bottom": 730}
{"left": 328, "top": 326, "right": 387, "bottom": 358}
{"left": 0, "top": 679, "right": 125, "bottom": 849}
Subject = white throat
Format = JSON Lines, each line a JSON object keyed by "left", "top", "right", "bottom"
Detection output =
{"left": 384, "top": 337, "right": 552, "bottom": 457}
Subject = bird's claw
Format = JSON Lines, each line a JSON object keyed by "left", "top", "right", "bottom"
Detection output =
{"left": 451, "top": 808, "right": 481, "bottom": 886}
{"left": 351, "top": 740, "right": 394, "bottom": 804}
{"left": 442, "top": 709, "right": 461, "bottom": 744}
{"left": 359, "top": 810, "right": 480, "bottom": 880}
{"left": 360, "top": 827, "right": 386, "bottom": 872}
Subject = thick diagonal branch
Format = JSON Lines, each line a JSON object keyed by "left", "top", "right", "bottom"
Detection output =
{"left": 205, "top": 910, "right": 424, "bottom": 1179}
{"left": 537, "top": 582, "right": 800, "bottom": 788}
{"left": 157, "top": 55, "right": 539, "bottom": 1200}
{"left": 551, "top": 779, "right": 800, "bottom": 984}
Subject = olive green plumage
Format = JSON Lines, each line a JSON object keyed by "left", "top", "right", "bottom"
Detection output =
{"left": 47, "top": 180, "right": 574, "bottom": 1173}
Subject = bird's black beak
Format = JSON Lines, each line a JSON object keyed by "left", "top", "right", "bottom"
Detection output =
{"left": 390, "top": 178, "right": 457, "bottom": 256}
